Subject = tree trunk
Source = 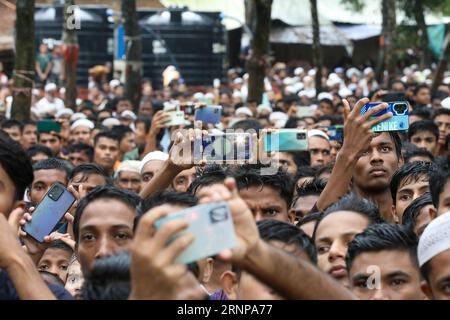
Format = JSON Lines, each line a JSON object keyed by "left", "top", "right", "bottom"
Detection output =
{"left": 246, "top": 0, "right": 272, "bottom": 104}
{"left": 431, "top": 33, "right": 450, "bottom": 95}
{"left": 122, "top": 0, "right": 142, "bottom": 112}
{"left": 385, "top": 0, "right": 397, "bottom": 86}
{"left": 11, "top": 0, "right": 35, "bottom": 121}
{"left": 63, "top": 0, "right": 78, "bottom": 110}
{"left": 414, "top": 0, "right": 431, "bottom": 68}
{"left": 376, "top": 0, "right": 388, "bottom": 84}
{"left": 310, "top": 0, "right": 322, "bottom": 96}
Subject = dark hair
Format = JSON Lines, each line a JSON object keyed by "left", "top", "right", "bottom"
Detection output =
{"left": 231, "top": 166, "right": 294, "bottom": 208}
{"left": 69, "top": 163, "right": 110, "bottom": 184}
{"left": 388, "top": 131, "right": 403, "bottom": 160}
{"left": 136, "top": 116, "right": 151, "bottom": 134}
{"left": 402, "top": 193, "right": 433, "bottom": 229}
{"left": 292, "top": 178, "right": 326, "bottom": 209}
{"left": 22, "top": 119, "right": 36, "bottom": 128}
{"left": 26, "top": 144, "right": 53, "bottom": 159}
{"left": 408, "top": 120, "right": 439, "bottom": 141}
{"left": 284, "top": 116, "right": 301, "bottom": 129}
{"left": 346, "top": 223, "right": 419, "bottom": 271}
{"left": 0, "top": 133, "right": 33, "bottom": 201}
{"left": 68, "top": 143, "right": 94, "bottom": 162}
{"left": 314, "top": 193, "right": 383, "bottom": 239}
{"left": 432, "top": 107, "right": 450, "bottom": 119}
{"left": 230, "top": 119, "right": 262, "bottom": 137}
{"left": 319, "top": 98, "right": 333, "bottom": 108}
{"left": 257, "top": 219, "right": 317, "bottom": 264}
{"left": 413, "top": 83, "right": 430, "bottom": 96}
{"left": 1, "top": 119, "right": 23, "bottom": 133}
{"left": 93, "top": 131, "right": 120, "bottom": 146}
{"left": 73, "top": 185, "right": 141, "bottom": 242}
{"left": 296, "top": 211, "right": 322, "bottom": 228}
{"left": 81, "top": 251, "right": 130, "bottom": 300}
{"left": 286, "top": 151, "right": 311, "bottom": 168}
{"left": 314, "top": 163, "right": 333, "bottom": 179}
{"left": 111, "top": 125, "right": 134, "bottom": 143}
{"left": 317, "top": 115, "right": 335, "bottom": 125}
{"left": 187, "top": 164, "right": 228, "bottom": 195}
{"left": 32, "top": 158, "right": 72, "bottom": 182}
{"left": 429, "top": 166, "right": 450, "bottom": 209}
{"left": 295, "top": 166, "right": 317, "bottom": 183}
{"left": 409, "top": 107, "right": 431, "bottom": 121}
{"left": 404, "top": 147, "right": 434, "bottom": 163}
{"left": 140, "top": 190, "right": 198, "bottom": 214}
{"left": 390, "top": 161, "right": 435, "bottom": 204}
{"left": 47, "top": 240, "right": 74, "bottom": 254}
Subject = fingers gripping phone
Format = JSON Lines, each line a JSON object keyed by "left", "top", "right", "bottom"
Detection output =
{"left": 22, "top": 183, "right": 76, "bottom": 243}
{"left": 154, "top": 202, "right": 236, "bottom": 264}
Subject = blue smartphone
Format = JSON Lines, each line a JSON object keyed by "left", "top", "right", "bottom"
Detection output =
{"left": 194, "top": 105, "right": 222, "bottom": 124}
{"left": 361, "top": 101, "right": 409, "bottom": 132}
{"left": 327, "top": 125, "right": 344, "bottom": 142}
{"left": 154, "top": 202, "right": 236, "bottom": 264}
{"left": 194, "top": 133, "right": 252, "bottom": 163}
{"left": 22, "top": 183, "right": 75, "bottom": 243}
{"left": 264, "top": 129, "right": 308, "bottom": 152}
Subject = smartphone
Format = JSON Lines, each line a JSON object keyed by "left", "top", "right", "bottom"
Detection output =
{"left": 194, "top": 105, "right": 222, "bottom": 124}
{"left": 327, "top": 125, "right": 344, "bottom": 142}
{"left": 165, "top": 111, "right": 186, "bottom": 127}
{"left": 195, "top": 132, "right": 253, "bottom": 163}
{"left": 180, "top": 102, "right": 195, "bottom": 115}
{"left": 296, "top": 106, "right": 315, "bottom": 118}
{"left": 37, "top": 120, "right": 61, "bottom": 134}
{"left": 361, "top": 101, "right": 409, "bottom": 132}
{"left": 154, "top": 202, "right": 236, "bottom": 264}
{"left": 22, "top": 183, "right": 76, "bottom": 243}
{"left": 264, "top": 129, "right": 308, "bottom": 152}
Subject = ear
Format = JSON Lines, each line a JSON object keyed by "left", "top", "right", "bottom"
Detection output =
{"left": 220, "top": 271, "right": 239, "bottom": 300}
{"left": 421, "top": 280, "right": 434, "bottom": 300}
{"left": 429, "top": 206, "right": 438, "bottom": 220}
{"left": 201, "top": 258, "right": 214, "bottom": 285}
{"left": 391, "top": 205, "right": 399, "bottom": 224}
{"left": 398, "top": 156, "right": 404, "bottom": 167}
{"left": 288, "top": 209, "right": 297, "bottom": 224}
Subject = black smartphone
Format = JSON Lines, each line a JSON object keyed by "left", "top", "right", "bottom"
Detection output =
{"left": 380, "top": 92, "right": 406, "bottom": 102}
{"left": 22, "top": 183, "right": 76, "bottom": 243}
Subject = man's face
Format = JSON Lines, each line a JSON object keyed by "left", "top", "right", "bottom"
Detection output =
{"left": 120, "top": 132, "right": 136, "bottom": 154}
{"left": 135, "top": 122, "right": 147, "bottom": 145}
{"left": 414, "top": 205, "right": 435, "bottom": 237}
{"left": 329, "top": 140, "right": 341, "bottom": 162}
{"left": 415, "top": 88, "right": 431, "bottom": 105}
{"left": 39, "top": 133, "right": 62, "bottom": 156}
{"left": 172, "top": 167, "right": 196, "bottom": 193}
{"left": 71, "top": 126, "right": 91, "bottom": 144}
{"left": 0, "top": 164, "right": 17, "bottom": 218}
{"left": 29, "top": 169, "right": 67, "bottom": 206}
{"left": 116, "top": 100, "right": 133, "bottom": 114}
{"left": 308, "top": 136, "right": 331, "bottom": 168}
{"left": 422, "top": 250, "right": 450, "bottom": 300}
{"left": 141, "top": 160, "right": 165, "bottom": 188}
{"left": 115, "top": 171, "right": 141, "bottom": 194}
{"left": 65, "top": 259, "right": 83, "bottom": 300}
{"left": 291, "top": 195, "right": 319, "bottom": 218}
{"left": 353, "top": 132, "right": 399, "bottom": 193}
{"left": 138, "top": 101, "right": 153, "bottom": 117}
{"left": 68, "top": 151, "right": 91, "bottom": 167}
{"left": 239, "top": 186, "right": 291, "bottom": 223}
{"left": 315, "top": 211, "right": 370, "bottom": 287}
{"left": 22, "top": 124, "right": 38, "bottom": 149}
{"left": 394, "top": 175, "right": 429, "bottom": 223}
{"left": 76, "top": 198, "right": 135, "bottom": 275}
{"left": 277, "top": 152, "right": 297, "bottom": 175}
{"left": 436, "top": 180, "right": 450, "bottom": 215}
{"left": 410, "top": 131, "right": 438, "bottom": 155}
{"left": 434, "top": 114, "right": 450, "bottom": 146}
{"left": 38, "top": 248, "right": 72, "bottom": 282}
{"left": 349, "top": 250, "right": 424, "bottom": 300}
{"left": 3, "top": 126, "right": 22, "bottom": 143}
{"left": 94, "top": 137, "right": 120, "bottom": 172}
{"left": 70, "top": 173, "right": 107, "bottom": 195}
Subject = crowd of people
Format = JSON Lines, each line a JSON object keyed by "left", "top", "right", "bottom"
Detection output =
{"left": 0, "top": 44, "right": 450, "bottom": 300}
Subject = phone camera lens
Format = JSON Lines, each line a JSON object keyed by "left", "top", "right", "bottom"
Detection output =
{"left": 297, "top": 133, "right": 306, "bottom": 140}
{"left": 393, "top": 103, "right": 407, "bottom": 115}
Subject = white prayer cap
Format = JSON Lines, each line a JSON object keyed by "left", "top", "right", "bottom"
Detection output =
{"left": 269, "top": 112, "right": 288, "bottom": 128}
{"left": 283, "top": 77, "right": 295, "bottom": 86}
{"left": 56, "top": 108, "right": 74, "bottom": 118}
{"left": 284, "top": 85, "right": 297, "bottom": 95}
{"left": 363, "top": 67, "right": 374, "bottom": 76}
{"left": 109, "top": 79, "right": 121, "bottom": 89}
{"left": 441, "top": 97, "right": 450, "bottom": 109}
{"left": 45, "top": 83, "right": 57, "bottom": 92}
{"left": 443, "top": 77, "right": 450, "bottom": 85}
{"left": 346, "top": 67, "right": 360, "bottom": 79}
{"left": 70, "top": 112, "right": 87, "bottom": 122}
{"left": 339, "top": 87, "right": 353, "bottom": 98}
{"left": 257, "top": 104, "right": 272, "bottom": 114}
{"left": 307, "top": 69, "right": 316, "bottom": 76}
{"left": 235, "top": 106, "right": 253, "bottom": 117}
{"left": 243, "top": 73, "right": 249, "bottom": 80}
{"left": 308, "top": 129, "right": 330, "bottom": 141}
{"left": 233, "top": 77, "right": 244, "bottom": 84}
{"left": 318, "top": 92, "right": 333, "bottom": 101}
{"left": 120, "top": 110, "right": 137, "bottom": 120}
{"left": 193, "top": 92, "right": 204, "bottom": 100}
{"left": 418, "top": 212, "right": 450, "bottom": 267}
{"left": 70, "top": 119, "right": 94, "bottom": 131}
{"left": 294, "top": 67, "right": 304, "bottom": 76}
{"left": 140, "top": 151, "right": 169, "bottom": 173}
{"left": 102, "top": 117, "right": 121, "bottom": 128}
{"left": 115, "top": 160, "right": 141, "bottom": 178}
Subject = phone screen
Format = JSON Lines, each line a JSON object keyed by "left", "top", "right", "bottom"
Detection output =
{"left": 22, "top": 183, "right": 75, "bottom": 243}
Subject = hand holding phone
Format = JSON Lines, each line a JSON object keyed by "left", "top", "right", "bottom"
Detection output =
{"left": 22, "top": 183, "right": 76, "bottom": 243}
{"left": 154, "top": 202, "right": 236, "bottom": 264}
{"left": 361, "top": 101, "right": 408, "bottom": 132}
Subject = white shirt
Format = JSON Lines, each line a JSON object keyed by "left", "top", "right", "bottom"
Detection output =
{"left": 35, "top": 95, "right": 65, "bottom": 117}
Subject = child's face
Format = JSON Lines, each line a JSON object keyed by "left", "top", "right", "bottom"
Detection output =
{"left": 65, "top": 259, "right": 84, "bottom": 299}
